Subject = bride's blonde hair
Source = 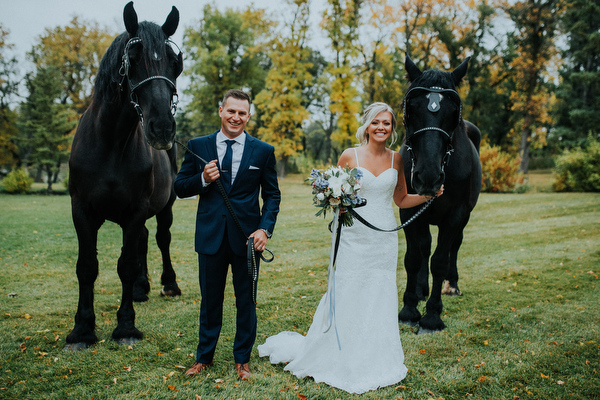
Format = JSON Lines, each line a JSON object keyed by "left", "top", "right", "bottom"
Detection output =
{"left": 355, "top": 102, "right": 398, "bottom": 146}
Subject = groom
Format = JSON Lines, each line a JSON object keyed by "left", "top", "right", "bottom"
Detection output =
{"left": 174, "top": 89, "right": 280, "bottom": 380}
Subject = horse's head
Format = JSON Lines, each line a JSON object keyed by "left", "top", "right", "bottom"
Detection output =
{"left": 120, "top": 1, "right": 183, "bottom": 150}
{"left": 402, "top": 54, "right": 469, "bottom": 196}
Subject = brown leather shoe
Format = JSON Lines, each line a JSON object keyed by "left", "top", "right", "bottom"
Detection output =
{"left": 185, "top": 361, "right": 213, "bottom": 377}
{"left": 235, "top": 363, "right": 251, "bottom": 380}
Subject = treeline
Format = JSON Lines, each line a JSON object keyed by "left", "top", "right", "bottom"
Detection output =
{"left": 0, "top": 0, "right": 598, "bottom": 185}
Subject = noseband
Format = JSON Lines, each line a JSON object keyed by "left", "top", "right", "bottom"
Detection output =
{"left": 119, "top": 37, "right": 181, "bottom": 122}
{"left": 402, "top": 86, "right": 462, "bottom": 183}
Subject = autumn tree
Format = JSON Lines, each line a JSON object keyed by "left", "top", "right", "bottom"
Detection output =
{"left": 503, "top": 0, "right": 565, "bottom": 173}
{"left": 183, "top": 5, "right": 275, "bottom": 134}
{"left": 19, "top": 66, "right": 76, "bottom": 190}
{"left": 28, "top": 17, "right": 115, "bottom": 114}
{"left": 553, "top": 0, "right": 600, "bottom": 149}
{"left": 254, "top": 0, "right": 314, "bottom": 176}
{"left": 0, "top": 26, "right": 19, "bottom": 168}
{"left": 320, "top": 0, "right": 363, "bottom": 160}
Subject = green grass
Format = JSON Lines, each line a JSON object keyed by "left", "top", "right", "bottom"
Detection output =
{"left": 1, "top": 172, "right": 599, "bottom": 399}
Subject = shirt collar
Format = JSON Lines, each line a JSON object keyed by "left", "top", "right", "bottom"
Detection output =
{"left": 217, "top": 130, "right": 246, "bottom": 146}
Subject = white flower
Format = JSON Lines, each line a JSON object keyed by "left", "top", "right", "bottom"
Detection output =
{"left": 328, "top": 175, "right": 344, "bottom": 197}
{"left": 329, "top": 197, "right": 341, "bottom": 206}
{"left": 316, "top": 192, "right": 325, "bottom": 201}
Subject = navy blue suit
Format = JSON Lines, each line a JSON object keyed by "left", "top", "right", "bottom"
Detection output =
{"left": 174, "top": 131, "right": 280, "bottom": 364}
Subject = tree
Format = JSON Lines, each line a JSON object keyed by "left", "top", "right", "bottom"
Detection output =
{"left": 19, "top": 66, "right": 76, "bottom": 190}
{"left": 503, "top": 0, "right": 565, "bottom": 173}
{"left": 0, "top": 26, "right": 19, "bottom": 168}
{"left": 254, "top": 0, "right": 314, "bottom": 177}
{"left": 28, "top": 17, "right": 115, "bottom": 114}
{"left": 320, "top": 0, "right": 363, "bottom": 160}
{"left": 553, "top": 0, "right": 600, "bottom": 149}
{"left": 183, "top": 5, "right": 275, "bottom": 135}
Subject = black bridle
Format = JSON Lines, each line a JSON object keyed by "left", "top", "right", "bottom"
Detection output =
{"left": 402, "top": 86, "right": 463, "bottom": 181}
{"left": 119, "top": 37, "right": 181, "bottom": 122}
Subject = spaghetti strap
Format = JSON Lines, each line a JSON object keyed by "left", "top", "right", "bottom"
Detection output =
{"left": 354, "top": 148, "right": 360, "bottom": 168}
{"left": 391, "top": 150, "right": 394, "bottom": 168}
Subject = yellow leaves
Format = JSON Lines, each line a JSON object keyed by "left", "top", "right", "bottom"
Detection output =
{"left": 21, "top": 314, "right": 32, "bottom": 320}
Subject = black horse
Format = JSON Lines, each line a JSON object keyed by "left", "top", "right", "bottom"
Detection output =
{"left": 66, "top": 2, "right": 183, "bottom": 348}
{"left": 398, "top": 55, "right": 481, "bottom": 333}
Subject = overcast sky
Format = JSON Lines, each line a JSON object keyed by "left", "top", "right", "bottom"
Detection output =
{"left": 1, "top": 0, "right": 328, "bottom": 63}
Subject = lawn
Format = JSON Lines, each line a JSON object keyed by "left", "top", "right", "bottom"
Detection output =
{"left": 0, "top": 172, "right": 598, "bottom": 399}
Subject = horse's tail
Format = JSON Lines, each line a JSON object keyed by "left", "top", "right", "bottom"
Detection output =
{"left": 464, "top": 120, "right": 481, "bottom": 154}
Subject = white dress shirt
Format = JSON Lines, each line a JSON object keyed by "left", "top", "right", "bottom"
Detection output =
{"left": 202, "top": 130, "right": 246, "bottom": 186}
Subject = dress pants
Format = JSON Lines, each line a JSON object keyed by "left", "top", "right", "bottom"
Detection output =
{"left": 195, "top": 229, "right": 259, "bottom": 364}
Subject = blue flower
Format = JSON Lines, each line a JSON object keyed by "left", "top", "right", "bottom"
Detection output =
{"left": 310, "top": 169, "right": 320, "bottom": 178}
{"left": 355, "top": 169, "right": 363, "bottom": 180}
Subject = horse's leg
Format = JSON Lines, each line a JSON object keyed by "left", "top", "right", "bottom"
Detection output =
{"left": 112, "top": 220, "right": 144, "bottom": 343}
{"left": 399, "top": 224, "right": 431, "bottom": 325}
{"left": 419, "top": 225, "right": 456, "bottom": 333}
{"left": 416, "top": 231, "right": 432, "bottom": 300}
{"left": 442, "top": 215, "right": 470, "bottom": 296}
{"left": 66, "top": 206, "right": 102, "bottom": 349}
{"left": 156, "top": 202, "right": 181, "bottom": 297}
{"left": 133, "top": 225, "right": 150, "bottom": 302}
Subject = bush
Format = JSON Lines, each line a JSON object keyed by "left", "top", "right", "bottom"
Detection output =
{"left": 480, "top": 142, "right": 524, "bottom": 192}
{"left": 1, "top": 168, "right": 34, "bottom": 194}
{"left": 553, "top": 134, "right": 600, "bottom": 192}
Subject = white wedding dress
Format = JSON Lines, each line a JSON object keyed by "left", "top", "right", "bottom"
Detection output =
{"left": 258, "top": 149, "right": 407, "bottom": 394}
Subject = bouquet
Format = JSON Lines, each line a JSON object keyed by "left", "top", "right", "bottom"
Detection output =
{"left": 307, "top": 165, "right": 364, "bottom": 227}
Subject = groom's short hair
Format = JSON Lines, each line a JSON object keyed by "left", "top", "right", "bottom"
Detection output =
{"left": 222, "top": 89, "right": 251, "bottom": 106}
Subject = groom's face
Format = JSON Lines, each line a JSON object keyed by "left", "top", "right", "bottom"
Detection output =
{"left": 219, "top": 97, "right": 251, "bottom": 139}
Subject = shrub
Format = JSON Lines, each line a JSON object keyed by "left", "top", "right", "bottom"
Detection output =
{"left": 553, "top": 134, "right": 600, "bottom": 192}
{"left": 479, "top": 142, "right": 524, "bottom": 192}
{"left": 1, "top": 168, "right": 34, "bottom": 194}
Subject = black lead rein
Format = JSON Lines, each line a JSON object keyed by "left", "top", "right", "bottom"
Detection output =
{"left": 347, "top": 198, "right": 434, "bottom": 232}
{"left": 175, "top": 139, "right": 273, "bottom": 304}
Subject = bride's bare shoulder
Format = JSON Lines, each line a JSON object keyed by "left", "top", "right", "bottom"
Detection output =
{"left": 337, "top": 147, "right": 358, "bottom": 168}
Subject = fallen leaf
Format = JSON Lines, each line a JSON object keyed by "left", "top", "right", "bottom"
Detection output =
{"left": 557, "top": 380, "right": 564, "bottom": 385}
{"left": 167, "top": 371, "right": 175, "bottom": 377}
{"left": 123, "top": 366, "right": 131, "bottom": 372}
{"left": 175, "top": 365, "right": 186, "bottom": 369}
{"left": 113, "top": 378, "right": 117, "bottom": 384}
{"left": 215, "top": 379, "right": 224, "bottom": 383}
{"left": 427, "top": 390, "right": 434, "bottom": 395}
{"left": 477, "top": 376, "right": 487, "bottom": 383}
{"left": 540, "top": 373, "right": 549, "bottom": 378}
{"left": 21, "top": 314, "right": 32, "bottom": 320}
{"left": 419, "top": 349, "right": 427, "bottom": 354}
{"left": 297, "top": 395, "right": 307, "bottom": 400}
{"left": 168, "top": 385, "right": 178, "bottom": 391}
{"left": 194, "top": 395, "right": 201, "bottom": 399}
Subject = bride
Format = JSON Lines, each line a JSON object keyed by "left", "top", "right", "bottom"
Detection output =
{"left": 258, "top": 102, "right": 443, "bottom": 394}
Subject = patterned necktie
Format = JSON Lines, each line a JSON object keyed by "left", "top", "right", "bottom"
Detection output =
{"left": 221, "top": 139, "right": 235, "bottom": 190}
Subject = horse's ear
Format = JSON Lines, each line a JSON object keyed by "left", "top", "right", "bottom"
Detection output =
{"left": 452, "top": 57, "right": 471, "bottom": 85}
{"left": 405, "top": 53, "right": 422, "bottom": 82}
{"left": 123, "top": 2, "right": 139, "bottom": 36}
{"left": 162, "top": 6, "right": 179, "bottom": 37}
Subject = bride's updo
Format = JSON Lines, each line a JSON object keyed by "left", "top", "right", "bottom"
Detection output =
{"left": 355, "top": 102, "right": 398, "bottom": 146}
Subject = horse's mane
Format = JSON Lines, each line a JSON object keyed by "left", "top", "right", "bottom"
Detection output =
{"left": 94, "top": 21, "right": 170, "bottom": 103}
{"left": 409, "top": 69, "right": 457, "bottom": 90}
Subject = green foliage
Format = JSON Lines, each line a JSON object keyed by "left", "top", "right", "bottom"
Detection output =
{"left": 553, "top": 134, "right": 600, "bottom": 192}
{"left": 480, "top": 141, "right": 524, "bottom": 192}
{"left": 553, "top": 0, "right": 600, "bottom": 148}
{"left": 0, "top": 177, "right": 599, "bottom": 399}
{"left": 18, "top": 66, "right": 76, "bottom": 191}
{"left": 182, "top": 5, "right": 274, "bottom": 134}
{"left": 1, "top": 167, "right": 33, "bottom": 193}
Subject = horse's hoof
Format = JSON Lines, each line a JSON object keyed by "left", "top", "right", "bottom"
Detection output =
{"left": 160, "top": 286, "right": 182, "bottom": 297}
{"left": 115, "top": 337, "right": 141, "bottom": 346}
{"left": 133, "top": 290, "right": 149, "bottom": 302}
{"left": 399, "top": 319, "right": 419, "bottom": 327}
{"left": 63, "top": 342, "right": 92, "bottom": 352}
{"left": 417, "top": 327, "right": 443, "bottom": 335}
{"left": 442, "top": 280, "right": 463, "bottom": 296}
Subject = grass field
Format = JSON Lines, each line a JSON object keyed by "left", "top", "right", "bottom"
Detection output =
{"left": 0, "top": 172, "right": 599, "bottom": 399}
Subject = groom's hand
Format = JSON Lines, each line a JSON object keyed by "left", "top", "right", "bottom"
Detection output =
{"left": 203, "top": 159, "right": 220, "bottom": 183}
{"left": 248, "top": 230, "right": 267, "bottom": 251}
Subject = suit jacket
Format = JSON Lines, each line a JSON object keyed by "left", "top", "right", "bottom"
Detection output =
{"left": 174, "top": 131, "right": 281, "bottom": 256}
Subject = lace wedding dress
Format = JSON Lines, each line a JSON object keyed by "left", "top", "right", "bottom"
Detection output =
{"left": 258, "top": 150, "right": 407, "bottom": 394}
